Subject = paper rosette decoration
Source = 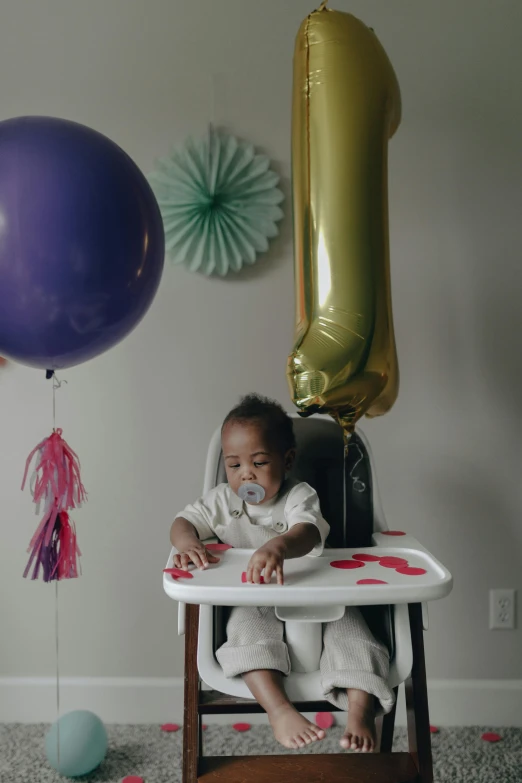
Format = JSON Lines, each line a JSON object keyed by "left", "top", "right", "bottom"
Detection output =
{"left": 149, "top": 128, "right": 284, "bottom": 276}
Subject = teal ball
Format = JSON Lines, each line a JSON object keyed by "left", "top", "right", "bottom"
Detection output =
{"left": 45, "top": 710, "right": 108, "bottom": 777}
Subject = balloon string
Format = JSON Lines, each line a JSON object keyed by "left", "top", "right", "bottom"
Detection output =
{"left": 48, "top": 368, "right": 65, "bottom": 769}
{"left": 48, "top": 371, "right": 67, "bottom": 432}
{"left": 343, "top": 432, "right": 351, "bottom": 545}
{"left": 210, "top": 73, "right": 216, "bottom": 130}
{"left": 343, "top": 446, "right": 347, "bottom": 546}
{"left": 55, "top": 580, "right": 61, "bottom": 771}
{"left": 349, "top": 441, "right": 366, "bottom": 494}
{"left": 343, "top": 433, "right": 366, "bottom": 544}
{"left": 210, "top": 72, "right": 223, "bottom": 132}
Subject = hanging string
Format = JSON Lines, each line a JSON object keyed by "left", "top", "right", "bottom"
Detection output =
{"left": 210, "top": 72, "right": 218, "bottom": 131}
{"left": 343, "top": 434, "right": 349, "bottom": 546}
{"left": 342, "top": 431, "right": 367, "bottom": 546}
{"left": 343, "top": 450, "right": 347, "bottom": 546}
{"left": 51, "top": 372, "right": 67, "bottom": 431}
{"left": 209, "top": 71, "right": 227, "bottom": 133}
{"left": 48, "top": 369, "right": 66, "bottom": 772}
{"left": 349, "top": 441, "right": 366, "bottom": 494}
{"left": 55, "top": 580, "right": 61, "bottom": 771}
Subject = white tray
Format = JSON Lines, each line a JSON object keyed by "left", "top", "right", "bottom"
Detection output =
{"left": 163, "top": 538, "right": 452, "bottom": 607}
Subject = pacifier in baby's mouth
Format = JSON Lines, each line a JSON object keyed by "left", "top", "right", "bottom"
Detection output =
{"left": 238, "top": 483, "right": 265, "bottom": 504}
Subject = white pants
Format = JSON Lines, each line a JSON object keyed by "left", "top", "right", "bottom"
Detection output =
{"left": 216, "top": 605, "right": 396, "bottom": 714}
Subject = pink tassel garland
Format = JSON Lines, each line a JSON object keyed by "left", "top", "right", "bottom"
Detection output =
{"left": 21, "top": 429, "right": 86, "bottom": 582}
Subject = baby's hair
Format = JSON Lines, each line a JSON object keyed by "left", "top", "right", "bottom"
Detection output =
{"left": 222, "top": 393, "right": 296, "bottom": 454}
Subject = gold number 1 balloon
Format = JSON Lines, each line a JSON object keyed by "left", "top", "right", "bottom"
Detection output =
{"left": 287, "top": 1, "right": 401, "bottom": 444}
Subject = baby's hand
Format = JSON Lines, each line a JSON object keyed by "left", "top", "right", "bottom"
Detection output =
{"left": 247, "top": 540, "right": 286, "bottom": 585}
{"left": 173, "top": 542, "right": 220, "bottom": 571}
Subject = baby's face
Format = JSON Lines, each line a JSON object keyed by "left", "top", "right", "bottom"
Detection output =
{"left": 222, "top": 420, "right": 294, "bottom": 504}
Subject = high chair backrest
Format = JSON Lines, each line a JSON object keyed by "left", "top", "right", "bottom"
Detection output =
{"left": 289, "top": 416, "right": 373, "bottom": 548}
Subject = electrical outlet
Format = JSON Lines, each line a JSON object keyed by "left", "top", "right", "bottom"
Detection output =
{"left": 489, "top": 589, "right": 516, "bottom": 630}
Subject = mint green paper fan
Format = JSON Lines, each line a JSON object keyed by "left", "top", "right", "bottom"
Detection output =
{"left": 148, "top": 128, "right": 284, "bottom": 276}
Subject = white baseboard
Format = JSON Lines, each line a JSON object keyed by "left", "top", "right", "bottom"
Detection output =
{"left": 1, "top": 677, "right": 521, "bottom": 727}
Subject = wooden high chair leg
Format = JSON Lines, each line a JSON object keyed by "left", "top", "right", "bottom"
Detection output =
{"left": 183, "top": 603, "right": 200, "bottom": 783}
{"left": 376, "top": 686, "right": 398, "bottom": 753}
{"left": 405, "top": 603, "right": 433, "bottom": 783}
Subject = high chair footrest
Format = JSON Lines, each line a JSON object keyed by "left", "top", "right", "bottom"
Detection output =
{"left": 198, "top": 753, "right": 418, "bottom": 782}
{"left": 199, "top": 689, "right": 342, "bottom": 715}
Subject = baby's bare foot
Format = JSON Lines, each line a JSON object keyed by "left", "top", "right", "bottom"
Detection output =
{"left": 340, "top": 702, "right": 377, "bottom": 753}
{"left": 268, "top": 703, "right": 325, "bottom": 749}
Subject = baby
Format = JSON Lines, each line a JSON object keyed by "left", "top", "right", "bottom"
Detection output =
{"left": 170, "top": 394, "right": 395, "bottom": 752}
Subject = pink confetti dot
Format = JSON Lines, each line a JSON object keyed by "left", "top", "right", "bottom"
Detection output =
{"left": 163, "top": 568, "right": 193, "bottom": 579}
{"left": 352, "top": 553, "right": 381, "bottom": 562}
{"left": 379, "top": 557, "right": 408, "bottom": 567}
{"left": 482, "top": 732, "right": 502, "bottom": 743}
{"left": 241, "top": 572, "right": 264, "bottom": 584}
{"left": 430, "top": 725, "right": 439, "bottom": 734}
{"left": 202, "top": 724, "right": 208, "bottom": 730}
{"left": 315, "top": 712, "right": 335, "bottom": 729}
{"left": 233, "top": 722, "right": 251, "bottom": 732}
{"left": 381, "top": 530, "right": 406, "bottom": 536}
{"left": 206, "top": 543, "right": 232, "bottom": 552}
{"left": 396, "top": 566, "right": 427, "bottom": 576}
{"left": 330, "top": 560, "right": 365, "bottom": 569}
{"left": 121, "top": 777, "right": 144, "bottom": 783}
{"left": 357, "top": 579, "right": 388, "bottom": 585}
{"left": 161, "top": 723, "right": 180, "bottom": 732}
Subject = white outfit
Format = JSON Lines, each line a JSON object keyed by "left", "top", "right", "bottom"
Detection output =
{"left": 176, "top": 479, "right": 395, "bottom": 715}
{"left": 177, "top": 479, "right": 329, "bottom": 556}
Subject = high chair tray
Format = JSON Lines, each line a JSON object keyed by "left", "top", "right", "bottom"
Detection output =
{"left": 163, "top": 537, "right": 452, "bottom": 607}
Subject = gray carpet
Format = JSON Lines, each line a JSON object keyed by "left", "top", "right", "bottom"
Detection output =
{"left": 1, "top": 723, "right": 521, "bottom": 782}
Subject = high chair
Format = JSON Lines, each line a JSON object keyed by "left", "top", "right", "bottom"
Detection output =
{"left": 164, "top": 415, "right": 453, "bottom": 783}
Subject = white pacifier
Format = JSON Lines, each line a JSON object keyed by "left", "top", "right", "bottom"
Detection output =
{"left": 238, "top": 483, "right": 265, "bottom": 504}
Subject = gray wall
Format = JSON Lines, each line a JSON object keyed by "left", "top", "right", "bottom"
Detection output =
{"left": 0, "top": 0, "right": 521, "bottom": 682}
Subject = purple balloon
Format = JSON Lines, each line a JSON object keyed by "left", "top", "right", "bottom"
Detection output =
{"left": 0, "top": 116, "right": 164, "bottom": 370}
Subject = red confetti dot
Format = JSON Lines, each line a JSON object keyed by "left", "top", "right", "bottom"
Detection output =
{"left": 379, "top": 557, "right": 409, "bottom": 567}
{"left": 161, "top": 723, "right": 180, "bottom": 732}
{"left": 396, "top": 566, "right": 427, "bottom": 576}
{"left": 206, "top": 543, "right": 232, "bottom": 551}
{"left": 315, "top": 712, "right": 335, "bottom": 729}
{"left": 352, "top": 553, "right": 381, "bottom": 562}
{"left": 241, "top": 572, "right": 264, "bottom": 583}
{"left": 121, "top": 777, "right": 144, "bottom": 783}
{"left": 330, "top": 560, "right": 365, "bottom": 569}
{"left": 233, "top": 722, "right": 251, "bottom": 732}
{"left": 163, "top": 568, "right": 193, "bottom": 579}
{"left": 430, "top": 725, "right": 439, "bottom": 733}
{"left": 202, "top": 724, "right": 208, "bottom": 730}
{"left": 381, "top": 530, "right": 406, "bottom": 536}
{"left": 482, "top": 732, "right": 502, "bottom": 743}
{"left": 357, "top": 579, "right": 388, "bottom": 585}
